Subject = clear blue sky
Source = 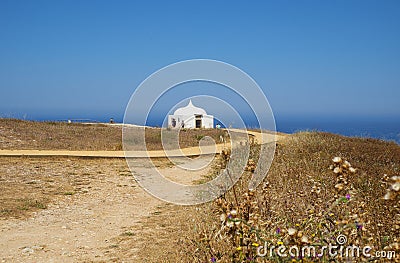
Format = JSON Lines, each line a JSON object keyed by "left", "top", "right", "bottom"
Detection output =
{"left": 0, "top": 0, "right": 399, "bottom": 122}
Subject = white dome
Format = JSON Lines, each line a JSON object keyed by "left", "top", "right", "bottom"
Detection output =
{"left": 174, "top": 100, "right": 207, "bottom": 115}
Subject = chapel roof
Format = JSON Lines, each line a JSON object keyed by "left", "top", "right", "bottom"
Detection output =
{"left": 173, "top": 100, "right": 207, "bottom": 115}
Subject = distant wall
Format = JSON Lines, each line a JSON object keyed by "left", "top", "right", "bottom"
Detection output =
{"left": 168, "top": 114, "right": 214, "bottom": 128}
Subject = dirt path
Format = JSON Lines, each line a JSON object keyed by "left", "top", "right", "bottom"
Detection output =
{"left": 0, "top": 145, "right": 223, "bottom": 158}
{"left": 0, "top": 130, "right": 285, "bottom": 158}
{"left": 0, "top": 158, "right": 209, "bottom": 262}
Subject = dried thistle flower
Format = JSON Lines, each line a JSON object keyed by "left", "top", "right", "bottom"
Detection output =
{"left": 301, "top": 235, "right": 309, "bottom": 244}
{"left": 288, "top": 228, "right": 297, "bottom": 236}
{"left": 392, "top": 182, "right": 400, "bottom": 192}
{"left": 383, "top": 191, "right": 393, "bottom": 200}
{"left": 333, "top": 157, "right": 342, "bottom": 163}
{"left": 333, "top": 167, "right": 341, "bottom": 174}
{"left": 343, "top": 160, "right": 351, "bottom": 168}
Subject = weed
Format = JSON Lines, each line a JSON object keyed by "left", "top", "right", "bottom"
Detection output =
{"left": 184, "top": 132, "right": 400, "bottom": 262}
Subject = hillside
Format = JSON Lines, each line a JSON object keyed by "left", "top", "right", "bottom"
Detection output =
{"left": 0, "top": 118, "right": 226, "bottom": 151}
{"left": 133, "top": 132, "right": 400, "bottom": 262}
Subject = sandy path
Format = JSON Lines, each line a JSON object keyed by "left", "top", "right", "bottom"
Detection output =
{"left": 0, "top": 158, "right": 209, "bottom": 262}
{"left": 228, "top": 129, "right": 286, "bottom": 144}
{"left": 0, "top": 145, "right": 223, "bottom": 158}
{"left": 0, "top": 130, "right": 285, "bottom": 158}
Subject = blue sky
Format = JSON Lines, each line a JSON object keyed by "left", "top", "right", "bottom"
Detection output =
{"left": 0, "top": 0, "right": 399, "bottom": 123}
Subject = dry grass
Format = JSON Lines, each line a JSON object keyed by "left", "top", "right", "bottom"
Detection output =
{"left": 0, "top": 157, "right": 120, "bottom": 219}
{"left": 131, "top": 132, "right": 400, "bottom": 262}
{"left": 0, "top": 119, "right": 122, "bottom": 150}
{"left": 0, "top": 118, "right": 226, "bottom": 151}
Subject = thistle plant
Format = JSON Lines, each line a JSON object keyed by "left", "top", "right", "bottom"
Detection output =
{"left": 188, "top": 133, "right": 400, "bottom": 262}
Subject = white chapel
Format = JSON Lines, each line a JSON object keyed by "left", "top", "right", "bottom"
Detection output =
{"left": 168, "top": 100, "right": 214, "bottom": 129}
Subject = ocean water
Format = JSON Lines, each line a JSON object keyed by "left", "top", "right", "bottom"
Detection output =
{"left": 276, "top": 117, "right": 400, "bottom": 144}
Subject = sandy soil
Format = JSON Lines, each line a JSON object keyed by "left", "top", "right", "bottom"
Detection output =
{"left": 0, "top": 144, "right": 223, "bottom": 158}
{"left": 0, "top": 157, "right": 209, "bottom": 262}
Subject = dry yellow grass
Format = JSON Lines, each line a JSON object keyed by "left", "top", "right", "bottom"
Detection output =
{"left": 0, "top": 118, "right": 226, "bottom": 151}
{"left": 186, "top": 132, "right": 400, "bottom": 262}
{"left": 132, "top": 132, "right": 400, "bottom": 262}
